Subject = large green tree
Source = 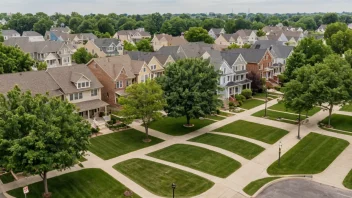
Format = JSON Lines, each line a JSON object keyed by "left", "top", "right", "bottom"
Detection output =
{"left": 0, "top": 44, "right": 35, "bottom": 74}
{"left": 119, "top": 80, "right": 166, "bottom": 141}
{"left": 33, "top": 18, "right": 54, "bottom": 35}
{"left": 0, "top": 86, "right": 91, "bottom": 196}
{"left": 322, "top": 13, "right": 339, "bottom": 24}
{"left": 72, "top": 48, "right": 98, "bottom": 64}
{"left": 123, "top": 40, "right": 138, "bottom": 51}
{"left": 158, "top": 58, "right": 221, "bottom": 126}
{"left": 136, "top": 39, "right": 154, "bottom": 52}
{"left": 284, "top": 51, "right": 306, "bottom": 81}
{"left": 97, "top": 18, "right": 115, "bottom": 36}
{"left": 144, "top": 13, "right": 163, "bottom": 35}
{"left": 324, "top": 22, "right": 348, "bottom": 44}
{"left": 345, "top": 49, "right": 352, "bottom": 67}
{"left": 184, "top": 27, "right": 214, "bottom": 44}
{"left": 329, "top": 29, "right": 352, "bottom": 54}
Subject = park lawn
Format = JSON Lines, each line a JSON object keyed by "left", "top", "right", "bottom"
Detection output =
{"left": 321, "top": 114, "right": 352, "bottom": 132}
{"left": 113, "top": 158, "right": 214, "bottom": 197}
{"left": 241, "top": 99, "right": 265, "bottom": 110}
{"left": 206, "top": 115, "right": 225, "bottom": 121}
{"left": 243, "top": 177, "right": 280, "bottom": 196}
{"left": 269, "top": 103, "right": 321, "bottom": 116}
{"left": 7, "top": 169, "right": 140, "bottom": 198}
{"left": 189, "top": 133, "right": 265, "bottom": 160}
{"left": 214, "top": 120, "right": 288, "bottom": 144}
{"left": 343, "top": 169, "right": 352, "bottom": 189}
{"left": 0, "top": 172, "right": 15, "bottom": 184}
{"left": 340, "top": 104, "right": 352, "bottom": 112}
{"left": 319, "top": 126, "right": 352, "bottom": 136}
{"left": 147, "top": 144, "right": 240, "bottom": 178}
{"left": 252, "top": 109, "right": 306, "bottom": 124}
{"left": 267, "top": 133, "right": 349, "bottom": 175}
{"left": 148, "top": 117, "right": 215, "bottom": 136}
{"left": 253, "top": 92, "right": 278, "bottom": 100}
{"left": 89, "top": 129, "right": 163, "bottom": 160}
{"left": 219, "top": 111, "right": 235, "bottom": 117}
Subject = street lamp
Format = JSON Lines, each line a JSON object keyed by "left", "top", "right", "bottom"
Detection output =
{"left": 172, "top": 183, "right": 176, "bottom": 198}
{"left": 278, "top": 141, "right": 282, "bottom": 167}
{"left": 264, "top": 87, "right": 268, "bottom": 117}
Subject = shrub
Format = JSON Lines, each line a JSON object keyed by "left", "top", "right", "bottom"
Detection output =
{"left": 91, "top": 127, "right": 100, "bottom": 135}
{"left": 235, "top": 94, "right": 246, "bottom": 102}
{"left": 111, "top": 116, "right": 117, "bottom": 124}
{"left": 274, "top": 86, "right": 281, "bottom": 91}
{"left": 216, "top": 109, "right": 220, "bottom": 114}
{"left": 241, "top": 89, "right": 252, "bottom": 99}
{"left": 99, "top": 112, "right": 105, "bottom": 117}
{"left": 238, "top": 101, "right": 243, "bottom": 107}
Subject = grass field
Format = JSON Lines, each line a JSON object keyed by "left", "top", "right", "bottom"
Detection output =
{"left": 243, "top": 177, "right": 280, "bottom": 196}
{"left": 252, "top": 109, "right": 306, "bottom": 124}
{"left": 189, "top": 133, "right": 265, "bottom": 159}
{"left": 113, "top": 158, "right": 214, "bottom": 197}
{"left": 319, "top": 125, "right": 352, "bottom": 136}
{"left": 343, "top": 169, "right": 352, "bottom": 189}
{"left": 267, "top": 133, "right": 349, "bottom": 175}
{"left": 147, "top": 144, "right": 241, "bottom": 178}
{"left": 269, "top": 103, "right": 321, "bottom": 116}
{"left": 340, "top": 104, "right": 352, "bottom": 112}
{"left": 0, "top": 172, "right": 15, "bottom": 184}
{"left": 214, "top": 120, "right": 288, "bottom": 144}
{"left": 206, "top": 115, "right": 225, "bottom": 121}
{"left": 148, "top": 117, "right": 215, "bottom": 136}
{"left": 89, "top": 129, "right": 163, "bottom": 160}
{"left": 241, "top": 99, "right": 265, "bottom": 110}
{"left": 253, "top": 92, "right": 279, "bottom": 100}
{"left": 320, "top": 114, "right": 352, "bottom": 132}
{"left": 219, "top": 111, "right": 235, "bottom": 117}
{"left": 7, "top": 169, "right": 140, "bottom": 198}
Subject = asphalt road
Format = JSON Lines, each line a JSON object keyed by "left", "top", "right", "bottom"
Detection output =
{"left": 257, "top": 179, "right": 352, "bottom": 198}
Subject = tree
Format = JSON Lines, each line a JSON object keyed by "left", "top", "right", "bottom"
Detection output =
{"left": 322, "top": 13, "right": 339, "bottom": 24}
{"left": 329, "top": 29, "right": 352, "bottom": 54}
{"left": 0, "top": 44, "right": 35, "bottom": 74}
{"left": 33, "top": 18, "right": 54, "bottom": 35}
{"left": 242, "top": 43, "right": 251, "bottom": 49}
{"left": 72, "top": 48, "right": 97, "bottom": 64}
{"left": 297, "top": 16, "right": 317, "bottom": 30}
{"left": 247, "top": 71, "right": 264, "bottom": 92}
{"left": 68, "top": 17, "right": 83, "bottom": 33}
{"left": 324, "top": 22, "right": 348, "bottom": 44}
{"left": 184, "top": 27, "right": 214, "bottom": 44}
{"left": 120, "top": 20, "right": 136, "bottom": 30}
{"left": 311, "top": 55, "right": 352, "bottom": 127}
{"left": 345, "top": 49, "right": 352, "bottom": 67}
{"left": 158, "top": 58, "right": 221, "bottom": 126}
{"left": 283, "top": 66, "right": 316, "bottom": 139}
{"left": 225, "top": 19, "right": 236, "bottom": 33}
{"left": 251, "top": 22, "right": 266, "bottom": 30}
{"left": 77, "top": 20, "right": 96, "bottom": 33}
{"left": 36, "top": 61, "right": 47, "bottom": 71}
{"left": 97, "top": 18, "right": 115, "bottom": 36}
{"left": 227, "top": 43, "right": 240, "bottom": 49}
{"left": 167, "top": 17, "right": 187, "bottom": 36}
{"left": 160, "top": 21, "right": 173, "bottom": 34}
{"left": 284, "top": 51, "right": 306, "bottom": 81}
{"left": 0, "top": 35, "right": 3, "bottom": 42}
{"left": 256, "top": 29, "right": 266, "bottom": 37}
{"left": 118, "top": 80, "right": 166, "bottom": 141}
{"left": 123, "top": 40, "right": 138, "bottom": 51}
{"left": 233, "top": 18, "right": 252, "bottom": 32}
{"left": 201, "top": 18, "right": 225, "bottom": 31}
{"left": 136, "top": 39, "right": 153, "bottom": 52}
{"left": 0, "top": 86, "right": 91, "bottom": 196}
{"left": 144, "top": 13, "right": 163, "bottom": 35}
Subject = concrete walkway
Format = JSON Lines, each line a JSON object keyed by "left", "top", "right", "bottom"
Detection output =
{"left": 2, "top": 100, "right": 352, "bottom": 198}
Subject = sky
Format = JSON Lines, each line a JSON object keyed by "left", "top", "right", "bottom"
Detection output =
{"left": 1, "top": 0, "right": 352, "bottom": 15}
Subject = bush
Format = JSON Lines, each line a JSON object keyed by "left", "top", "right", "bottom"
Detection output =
{"left": 91, "top": 127, "right": 100, "bottom": 135}
{"left": 235, "top": 94, "right": 246, "bottom": 102}
{"left": 216, "top": 109, "right": 220, "bottom": 115}
{"left": 241, "top": 89, "right": 252, "bottom": 99}
{"left": 99, "top": 112, "right": 105, "bottom": 117}
{"left": 274, "top": 86, "right": 281, "bottom": 91}
{"left": 111, "top": 116, "right": 117, "bottom": 124}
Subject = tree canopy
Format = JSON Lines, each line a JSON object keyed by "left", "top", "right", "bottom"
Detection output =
{"left": 184, "top": 27, "right": 214, "bottom": 44}
{"left": 72, "top": 47, "right": 98, "bottom": 64}
{"left": 0, "top": 44, "right": 35, "bottom": 74}
{"left": 136, "top": 39, "right": 154, "bottom": 52}
{"left": 123, "top": 40, "right": 138, "bottom": 51}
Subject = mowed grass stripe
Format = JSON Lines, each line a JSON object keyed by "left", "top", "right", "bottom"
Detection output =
{"left": 241, "top": 99, "right": 265, "bottom": 110}
{"left": 267, "top": 133, "right": 349, "bottom": 175}
{"left": 147, "top": 144, "right": 241, "bottom": 178}
{"left": 89, "top": 129, "right": 163, "bottom": 160}
{"left": 189, "top": 133, "right": 265, "bottom": 160}
{"left": 214, "top": 120, "right": 288, "bottom": 144}
{"left": 243, "top": 177, "right": 281, "bottom": 196}
{"left": 113, "top": 158, "right": 214, "bottom": 197}
{"left": 321, "top": 114, "right": 352, "bottom": 132}
{"left": 7, "top": 169, "right": 140, "bottom": 198}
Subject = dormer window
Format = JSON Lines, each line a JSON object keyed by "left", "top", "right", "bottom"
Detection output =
{"left": 76, "top": 81, "right": 90, "bottom": 89}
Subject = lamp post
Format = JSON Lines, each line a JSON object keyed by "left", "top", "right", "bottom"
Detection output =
{"left": 172, "top": 183, "right": 176, "bottom": 198}
{"left": 264, "top": 88, "right": 268, "bottom": 117}
{"left": 279, "top": 141, "right": 282, "bottom": 167}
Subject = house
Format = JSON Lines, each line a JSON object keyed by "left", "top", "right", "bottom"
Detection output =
{"left": 214, "top": 33, "right": 244, "bottom": 46}
{"left": 125, "top": 51, "right": 175, "bottom": 78}
{"left": 0, "top": 64, "right": 108, "bottom": 119}
{"left": 84, "top": 38, "right": 123, "bottom": 57}
{"left": 226, "top": 48, "right": 274, "bottom": 80}
{"left": 87, "top": 55, "right": 151, "bottom": 106}
{"left": 208, "top": 28, "right": 226, "bottom": 39}
{"left": 4, "top": 38, "right": 73, "bottom": 67}
{"left": 317, "top": 25, "right": 327, "bottom": 33}
{"left": 0, "top": 19, "right": 7, "bottom": 25}
{"left": 50, "top": 26, "right": 71, "bottom": 34}
{"left": 252, "top": 40, "right": 294, "bottom": 77}
{"left": 266, "top": 31, "right": 288, "bottom": 43}
{"left": 1, "top": 30, "right": 20, "bottom": 40}
{"left": 151, "top": 33, "right": 188, "bottom": 51}
{"left": 22, "top": 31, "right": 45, "bottom": 42}
{"left": 262, "top": 26, "right": 282, "bottom": 33}
{"left": 113, "top": 30, "right": 151, "bottom": 45}
{"left": 235, "top": 30, "right": 258, "bottom": 44}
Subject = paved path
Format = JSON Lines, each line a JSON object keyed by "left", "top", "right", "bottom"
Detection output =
{"left": 2, "top": 100, "right": 352, "bottom": 198}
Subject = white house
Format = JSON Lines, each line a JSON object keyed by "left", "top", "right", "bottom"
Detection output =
{"left": 208, "top": 28, "right": 226, "bottom": 39}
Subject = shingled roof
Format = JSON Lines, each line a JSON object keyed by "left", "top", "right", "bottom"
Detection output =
{"left": 226, "top": 48, "right": 268, "bottom": 63}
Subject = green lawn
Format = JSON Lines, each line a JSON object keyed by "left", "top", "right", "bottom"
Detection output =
{"left": 7, "top": 169, "right": 140, "bottom": 198}
{"left": 252, "top": 109, "right": 306, "bottom": 124}
{"left": 78, "top": 156, "right": 87, "bottom": 162}
{"left": 214, "top": 120, "right": 288, "bottom": 144}
{"left": 148, "top": 117, "right": 215, "bottom": 136}
{"left": 340, "top": 104, "right": 352, "bottom": 112}
{"left": 89, "top": 129, "right": 163, "bottom": 160}
{"left": 147, "top": 144, "right": 240, "bottom": 178}
{"left": 253, "top": 92, "right": 279, "bottom": 100}
{"left": 267, "top": 133, "right": 349, "bottom": 175}
{"left": 206, "top": 115, "right": 225, "bottom": 121}
{"left": 319, "top": 126, "right": 352, "bottom": 136}
{"left": 113, "top": 158, "right": 214, "bottom": 197}
{"left": 269, "top": 103, "right": 321, "bottom": 116}
{"left": 243, "top": 177, "right": 280, "bottom": 196}
{"left": 0, "top": 172, "right": 15, "bottom": 184}
{"left": 189, "top": 133, "right": 265, "bottom": 160}
{"left": 321, "top": 114, "right": 352, "bottom": 132}
{"left": 343, "top": 169, "right": 352, "bottom": 189}
{"left": 241, "top": 99, "right": 265, "bottom": 110}
{"left": 219, "top": 111, "right": 235, "bottom": 117}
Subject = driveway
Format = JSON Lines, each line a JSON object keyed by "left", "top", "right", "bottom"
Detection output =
{"left": 257, "top": 179, "right": 352, "bottom": 198}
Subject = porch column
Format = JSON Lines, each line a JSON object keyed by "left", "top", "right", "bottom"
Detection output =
{"left": 87, "top": 110, "right": 90, "bottom": 119}
{"left": 105, "top": 106, "right": 107, "bottom": 115}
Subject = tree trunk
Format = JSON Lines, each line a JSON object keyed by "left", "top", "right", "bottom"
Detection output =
{"left": 297, "top": 113, "right": 301, "bottom": 139}
{"left": 186, "top": 115, "right": 190, "bottom": 125}
{"left": 144, "top": 125, "right": 149, "bottom": 140}
{"left": 328, "top": 104, "right": 333, "bottom": 127}
{"left": 43, "top": 171, "right": 48, "bottom": 194}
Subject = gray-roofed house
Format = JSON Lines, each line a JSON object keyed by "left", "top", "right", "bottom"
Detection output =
{"left": 317, "top": 25, "right": 328, "bottom": 33}
{"left": 235, "top": 29, "right": 258, "bottom": 44}
{"left": 22, "top": 31, "right": 45, "bottom": 42}
{"left": 113, "top": 29, "right": 151, "bottom": 44}
{"left": 1, "top": 30, "right": 20, "bottom": 40}
{"left": 215, "top": 33, "right": 245, "bottom": 47}
{"left": 0, "top": 64, "right": 108, "bottom": 119}
{"left": 4, "top": 38, "right": 73, "bottom": 67}
{"left": 151, "top": 33, "right": 188, "bottom": 51}
{"left": 50, "top": 26, "right": 71, "bottom": 34}
{"left": 208, "top": 28, "right": 225, "bottom": 39}
{"left": 85, "top": 38, "right": 123, "bottom": 57}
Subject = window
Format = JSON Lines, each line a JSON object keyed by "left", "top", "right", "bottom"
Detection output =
{"left": 116, "top": 81, "right": 123, "bottom": 88}
{"left": 242, "top": 65, "right": 244, "bottom": 70}
{"left": 222, "top": 77, "right": 225, "bottom": 84}
{"left": 126, "top": 80, "right": 130, "bottom": 86}
{"left": 145, "top": 74, "right": 149, "bottom": 81}
{"left": 77, "top": 81, "right": 90, "bottom": 89}
{"left": 241, "top": 75, "right": 244, "bottom": 80}
{"left": 70, "top": 92, "right": 83, "bottom": 101}
{"left": 91, "top": 89, "right": 98, "bottom": 96}
{"left": 150, "top": 65, "right": 156, "bottom": 70}
{"left": 78, "top": 83, "right": 81, "bottom": 88}
{"left": 86, "top": 82, "right": 89, "bottom": 87}
{"left": 81, "top": 82, "right": 86, "bottom": 88}
{"left": 70, "top": 94, "right": 73, "bottom": 101}
{"left": 143, "top": 67, "right": 146, "bottom": 72}
{"left": 227, "top": 76, "right": 230, "bottom": 82}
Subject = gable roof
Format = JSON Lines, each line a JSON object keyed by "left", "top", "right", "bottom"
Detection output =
{"left": 204, "top": 50, "right": 224, "bottom": 70}
{"left": 1, "top": 30, "right": 20, "bottom": 36}
{"left": 4, "top": 38, "right": 66, "bottom": 53}
{"left": 154, "top": 34, "right": 188, "bottom": 46}
{"left": 22, "top": 31, "right": 42, "bottom": 37}
{"left": 210, "top": 28, "right": 224, "bottom": 35}
{"left": 50, "top": 27, "right": 70, "bottom": 33}
{"left": 93, "top": 38, "right": 120, "bottom": 47}
{"left": 252, "top": 40, "right": 293, "bottom": 59}
{"left": 226, "top": 48, "right": 268, "bottom": 63}
{"left": 125, "top": 51, "right": 155, "bottom": 63}
{"left": 220, "top": 51, "right": 241, "bottom": 66}
{"left": 78, "top": 33, "right": 97, "bottom": 40}
{"left": 318, "top": 24, "right": 327, "bottom": 30}
{"left": 131, "top": 60, "right": 146, "bottom": 74}
{"left": 116, "top": 30, "right": 151, "bottom": 37}
{"left": 156, "top": 46, "right": 186, "bottom": 60}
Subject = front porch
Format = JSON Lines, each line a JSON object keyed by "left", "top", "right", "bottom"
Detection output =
{"left": 75, "top": 99, "right": 109, "bottom": 119}
{"left": 224, "top": 79, "right": 252, "bottom": 99}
